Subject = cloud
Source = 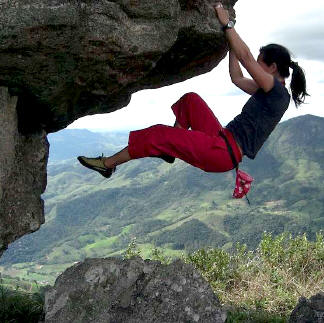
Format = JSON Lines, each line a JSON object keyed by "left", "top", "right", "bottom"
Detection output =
{"left": 235, "top": 0, "right": 324, "bottom": 62}
{"left": 269, "top": 19, "right": 324, "bottom": 62}
{"left": 263, "top": 1, "right": 324, "bottom": 62}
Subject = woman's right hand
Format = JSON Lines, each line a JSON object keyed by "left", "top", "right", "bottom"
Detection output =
{"left": 213, "top": 2, "right": 230, "bottom": 26}
{"left": 214, "top": 3, "right": 275, "bottom": 93}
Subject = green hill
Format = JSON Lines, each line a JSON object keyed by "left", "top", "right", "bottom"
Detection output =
{"left": 0, "top": 115, "right": 323, "bottom": 284}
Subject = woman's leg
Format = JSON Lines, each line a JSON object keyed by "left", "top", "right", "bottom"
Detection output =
{"left": 77, "top": 147, "right": 131, "bottom": 178}
{"left": 126, "top": 92, "right": 235, "bottom": 171}
{"left": 127, "top": 124, "right": 238, "bottom": 173}
{"left": 171, "top": 92, "right": 223, "bottom": 136}
{"left": 156, "top": 92, "right": 222, "bottom": 163}
{"left": 103, "top": 147, "right": 130, "bottom": 168}
{"left": 78, "top": 92, "right": 240, "bottom": 176}
{"left": 173, "top": 92, "right": 243, "bottom": 160}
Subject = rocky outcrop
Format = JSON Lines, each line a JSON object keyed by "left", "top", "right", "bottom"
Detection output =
{"left": 0, "top": 87, "right": 49, "bottom": 257}
{"left": 0, "top": 0, "right": 236, "bottom": 133}
{"left": 44, "top": 257, "right": 226, "bottom": 323}
{"left": 289, "top": 293, "right": 324, "bottom": 323}
{"left": 0, "top": 0, "right": 237, "bottom": 255}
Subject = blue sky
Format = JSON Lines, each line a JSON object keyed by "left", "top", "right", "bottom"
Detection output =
{"left": 68, "top": 0, "right": 324, "bottom": 132}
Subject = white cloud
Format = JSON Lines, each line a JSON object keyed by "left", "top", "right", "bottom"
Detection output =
{"left": 235, "top": 0, "right": 324, "bottom": 60}
{"left": 268, "top": 16, "right": 324, "bottom": 61}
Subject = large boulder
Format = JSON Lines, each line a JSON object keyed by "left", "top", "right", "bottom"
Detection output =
{"left": 0, "top": 0, "right": 237, "bottom": 255}
{"left": 289, "top": 293, "right": 324, "bottom": 323}
{"left": 0, "top": 87, "right": 48, "bottom": 257}
{"left": 44, "top": 257, "right": 226, "bottom": 322}
{"left": 0, "top": 0, "right": 236, "bottom": 133}
{"left": 44, "top": 260, "right": 324, "bottom": 323}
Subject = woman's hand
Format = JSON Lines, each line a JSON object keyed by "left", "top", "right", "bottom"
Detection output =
{"left": 214, "top": 2, "right": 230, "bottom": 26}
{"left": 214, "top": 3, "right": 275, "bottom": 93}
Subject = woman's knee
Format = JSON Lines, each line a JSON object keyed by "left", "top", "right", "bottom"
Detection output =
{"left": 182, "top": 92, "right": 202, "bottom": 101}
{"left": 181, "top": 92, "right": 208, "bottom": 109}
{"left": 146, "top": 124, "right": 169, "bottom": 137}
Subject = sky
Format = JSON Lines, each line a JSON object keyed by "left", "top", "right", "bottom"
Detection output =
{"left": 68, "top": 0, "right": 324, "bottom": 132}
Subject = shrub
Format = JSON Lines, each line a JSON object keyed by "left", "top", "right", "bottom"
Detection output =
{"left": 0, "top": 282, "right": 45, "bottom": 323}
{"left": 123, "top": 237, "right": 142, "bottom": 259}
{"left": 184, "top": 232, "right": 324, "bottom": 318}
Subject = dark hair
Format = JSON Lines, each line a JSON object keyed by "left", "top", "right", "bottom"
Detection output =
{"left": 259, "top": 44, "right": 309, "bottom": 107}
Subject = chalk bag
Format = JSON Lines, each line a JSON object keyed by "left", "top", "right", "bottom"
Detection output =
{"left": 233, "top": 169, "right": 254, "bottom": 199}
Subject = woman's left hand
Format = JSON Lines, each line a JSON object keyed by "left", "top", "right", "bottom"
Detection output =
{"left": 214, "top": 2, "right": 230, "bottom": 26}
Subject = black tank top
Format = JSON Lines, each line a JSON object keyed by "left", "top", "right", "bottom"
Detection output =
{"left": 226, "top": 78, "right": 291, "bottom": 159}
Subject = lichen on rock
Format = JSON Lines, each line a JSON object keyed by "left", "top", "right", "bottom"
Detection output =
{"left": 44, "top": 257, "right": 227, "bottom": 322}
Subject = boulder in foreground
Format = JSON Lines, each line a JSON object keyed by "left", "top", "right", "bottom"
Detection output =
{"left": 289, "top": 292, "right": 324, "bottom": 323}
{"left": 44, "top": 257, "right": 226, "bottom": 323}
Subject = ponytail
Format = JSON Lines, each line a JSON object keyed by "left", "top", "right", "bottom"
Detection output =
{"left": 260, "top": 44, "right": 309, "bottom": 108}
{"left": 289, "top": 61, "right": 309, "bottom": 107}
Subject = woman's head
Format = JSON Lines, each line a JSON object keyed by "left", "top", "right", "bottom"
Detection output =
{"left": 259, "top": 43, "right": 309, "bottom": 107}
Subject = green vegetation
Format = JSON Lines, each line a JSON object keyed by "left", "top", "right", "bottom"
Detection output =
{"left": 0, "top": 116, "right": 323, "bottom": 322}
{"left": 225, "top": 310, "right": 286, "bottom": 323}
{"left": 185, "top": 232, "right": 324, "bottom": 319}
{"left": 2, "top": 116, "right": 324, "bottom": 284}
{"left": 125, "top": 232, "right": 324, "bottom": 322}
{"left": 1, "top": 232, "right": 323, "bottom": 322}
{"left": 0, "top": 276, "right": 46, "bottom": 323}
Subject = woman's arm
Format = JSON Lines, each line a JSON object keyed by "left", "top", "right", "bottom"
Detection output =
{"left": 229, "top": 50, "right": 259, "bottom": 95}
{"left": 215, "top": 3, "right": 274, "bottom": 92}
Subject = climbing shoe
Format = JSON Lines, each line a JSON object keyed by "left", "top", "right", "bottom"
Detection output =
{"left": 77, "top": 155, "right": 116, "bottom": 178}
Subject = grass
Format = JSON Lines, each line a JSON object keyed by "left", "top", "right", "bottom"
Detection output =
{"left": 184, "top": 232, "right": 324, "bottom": 319}
{"left": 124, "top": 232, "right": 324, "bottom": 321}
{"left": 3, "top": 263, "right": 75, "bottom": 285}
{"left": 83, "top": 236, "right": 118, "bottom": 252}
{"left": 225, "top": 309, "right": 286, "bottom": 323}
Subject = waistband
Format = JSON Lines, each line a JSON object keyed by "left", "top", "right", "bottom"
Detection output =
{"left": 222, "top": 128, "right": 243, "bottom": 164}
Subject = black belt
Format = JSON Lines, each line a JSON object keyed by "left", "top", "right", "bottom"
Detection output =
{"left": 219, "top": 131, "right": 238, "bottom": 171}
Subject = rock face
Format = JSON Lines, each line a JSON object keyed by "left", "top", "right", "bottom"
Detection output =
{"left": 0, "top": 0, "right": 237, "bottom": 256}
{"left": 289, "top": 293, "right": 324, "bottom": 323}
{"left": 0, "top": 0, "right": 236, "bottom": 133}
{"left": 44, "top": 257, "right": 226, "bottom": 323}
{"left": 0, "top": 87, "right": 49, "bottom": 257}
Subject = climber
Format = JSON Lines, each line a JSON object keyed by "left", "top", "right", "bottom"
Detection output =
{"left": 77, "top": 2, "right": 308, "bottom": 195}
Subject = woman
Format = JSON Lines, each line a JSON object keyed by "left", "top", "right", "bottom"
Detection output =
{"left": 78, "top": 3, "right": 308, "bottom": 188}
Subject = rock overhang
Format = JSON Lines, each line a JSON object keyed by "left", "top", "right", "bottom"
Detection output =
{"left": 0, "top": 0, "right": 237, "bottom": 133}
{"left": 0, "top": 0, "right": 238, "bottom": 256}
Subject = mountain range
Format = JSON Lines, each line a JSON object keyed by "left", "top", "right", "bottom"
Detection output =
{"left": 0, "top": 114, "right": 323, "bottom": 284}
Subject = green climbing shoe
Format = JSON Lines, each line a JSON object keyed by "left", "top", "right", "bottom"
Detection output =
{"left": 77, "top": 155, "right": 116, "bottom": 178}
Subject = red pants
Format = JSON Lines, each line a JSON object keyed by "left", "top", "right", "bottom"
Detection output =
{"left": 128, "top": 92, "right": 242, "bottom": 173}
